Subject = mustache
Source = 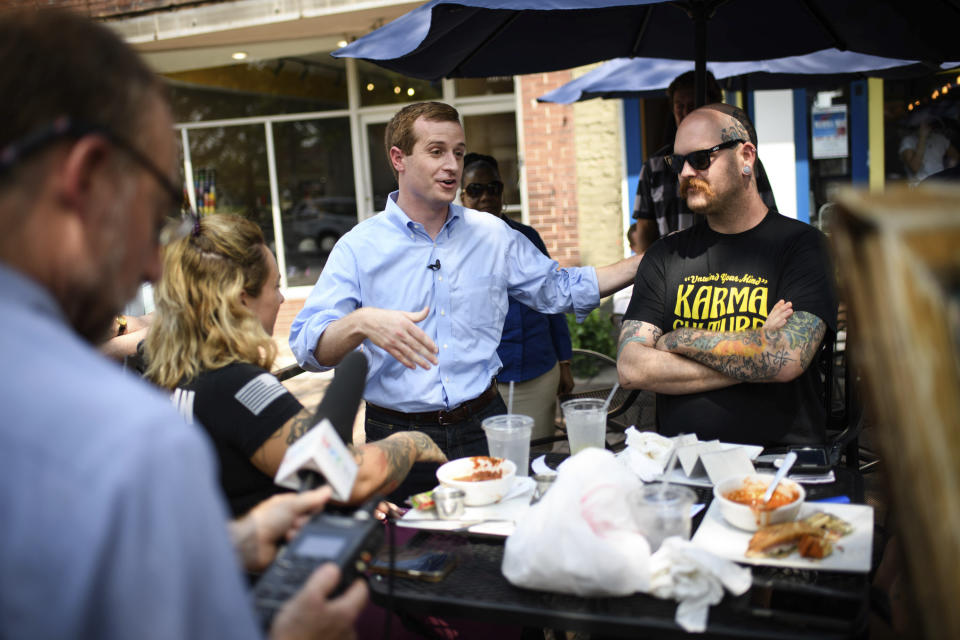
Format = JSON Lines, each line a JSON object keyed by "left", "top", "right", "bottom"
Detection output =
{"left": 680, "top": 177, "right": 714, "bottom": 199}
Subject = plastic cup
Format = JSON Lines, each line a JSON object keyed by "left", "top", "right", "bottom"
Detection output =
{"left": 482, "top": 414, "right": 533, "bottom": 477}
{"left": 560, "top": 398, "right": 607, "bottom": 455}
{"left": 632, "top": 483, "right": 696, "bottom": 552}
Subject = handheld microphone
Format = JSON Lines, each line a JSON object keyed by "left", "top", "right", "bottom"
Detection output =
{"left": 274, "top": 351, "right": 369, "bottom": 498}
{"left": 427, "top": 259, "right": 441, "bottom": 271}
{"left": 313, "top": 350, "right": 368, "bottom": 445}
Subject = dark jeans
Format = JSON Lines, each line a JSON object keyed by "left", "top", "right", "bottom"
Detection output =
{"left": 365, "top": 394, "right": 507, "bottom": 503}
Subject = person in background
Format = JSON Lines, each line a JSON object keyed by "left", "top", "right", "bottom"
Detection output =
{"left": 460, "top": 153, "right": 575, "bottom": 441}
{"left": 290, "top": 101, "right": 642, "bottom": 499}
{"left": 633, "top": 70, "right": 778, "bottom": 253}
{"left": 0, "top": 10, "right": 364, "bottom": 638}
{"left": 899, "top": 115, "right": 959, "bottom": 185}
{"left": 618, "top": 103, "right": 833, "bottom": 447}
{"left": 145, "top": 213, "right": 446, "bottom": 516}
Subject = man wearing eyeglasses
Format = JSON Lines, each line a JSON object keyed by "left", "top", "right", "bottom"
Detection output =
{"left": 632, "top": 71, "right": 778, "bottom": 253}
{"left": 0, "top": 10, "right": 364, "bottom": 639}
{"left": 291, "top": 102, "right": 641, "bottom": 495}
{"left": 617, "top": 104, "right": 837, "bottom": 447}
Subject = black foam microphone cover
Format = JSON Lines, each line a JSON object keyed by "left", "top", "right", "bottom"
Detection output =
{"left": 313, "top": 351, "right": 368, "bottom": 445}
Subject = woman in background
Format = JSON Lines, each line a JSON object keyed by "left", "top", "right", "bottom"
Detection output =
{"left": 460, "top": 153, "right": 575, "bottom": 441}
{"left": 145, "top": 214, "right": 444, "bottom": 516}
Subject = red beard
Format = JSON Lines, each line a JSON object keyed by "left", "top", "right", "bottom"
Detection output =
{"left": 680, "top": 177, "right": 715, "bottom": 200}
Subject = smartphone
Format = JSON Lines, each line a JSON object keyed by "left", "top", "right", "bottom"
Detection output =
{"left": 368, "top": 547, "right": 457, "bottom": 582}
{"left": 788, "top": 445, "right": 832, "bottom": 474}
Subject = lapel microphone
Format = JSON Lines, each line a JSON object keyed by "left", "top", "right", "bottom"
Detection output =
{"left": 427, "top": 259, "right": 441, "bottom": 271}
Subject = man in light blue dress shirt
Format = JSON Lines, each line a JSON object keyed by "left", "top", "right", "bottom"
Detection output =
{"left": 291, "top": 102, "right": 642, "bottom": 495}
{"left": 0, "top": 10, "right": 365, "bottom": 638}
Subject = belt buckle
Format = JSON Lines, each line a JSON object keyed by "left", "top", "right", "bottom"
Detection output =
{"left": 437, "top": 410, "right": 457, "bottom": 426}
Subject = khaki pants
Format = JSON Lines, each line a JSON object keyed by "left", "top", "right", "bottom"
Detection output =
{"left": 497, "top": 362, "right": 561, "bottom": 441}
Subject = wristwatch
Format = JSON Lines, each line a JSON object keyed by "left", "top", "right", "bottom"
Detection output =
{"left": 116, "top": 315, "right": 128, "bottom": 337}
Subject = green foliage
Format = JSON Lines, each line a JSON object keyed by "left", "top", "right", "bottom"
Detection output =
{"left": 566, "top": 309, "right": 617, "bottom": 359}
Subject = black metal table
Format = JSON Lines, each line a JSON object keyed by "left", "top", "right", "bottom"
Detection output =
{"left": 370, "top": 466, "right": 870, "bottom": 639}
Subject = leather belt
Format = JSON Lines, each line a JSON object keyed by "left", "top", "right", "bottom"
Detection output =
{"left": 366, "top": 380, "right": 498, "bottom": 426}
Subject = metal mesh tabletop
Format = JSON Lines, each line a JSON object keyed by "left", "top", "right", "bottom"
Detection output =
{"left": 370, "top": 463, "right": 870, "bottom": 638}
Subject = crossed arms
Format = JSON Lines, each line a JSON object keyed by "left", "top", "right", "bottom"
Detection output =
{"left": 616, "top": 302, "right": 826, "bottom": 395}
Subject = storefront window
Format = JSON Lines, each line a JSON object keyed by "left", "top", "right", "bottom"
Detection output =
{"left": 166, "top": 55, "right": 349, "bottom": 122}
{"left": 186, "top": 124, "right": 272, "bottom": 232}
{"left": 463, "top": 112, "right": 520, "bottom": 210}
{"left": 454, "top": 76, "right": 514, "bottom": 97}
{"left": 273, "top": 118, "right": 357, "bottom": 287}
{"left": 357, "top": 60, "right": 442, "bottom": 107}
{"left": 366, "top": 122, "right": 396, "bottom": 213}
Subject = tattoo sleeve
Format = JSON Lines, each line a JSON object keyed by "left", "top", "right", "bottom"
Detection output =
{"left": 353, "top": 432, "right": 433, "bottom": 496}
{"left": 661, "top": 311, "right": 825, "bottom": 381}
{"left": 617, "top": 320, "right": 663, "bottom": 357}
{"left": 284, "top": 408, "right": 317, "bottom": 445}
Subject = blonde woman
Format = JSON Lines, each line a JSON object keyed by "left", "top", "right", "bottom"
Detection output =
{"left": 146, "top": 214, "right": 444, "bottom": 516}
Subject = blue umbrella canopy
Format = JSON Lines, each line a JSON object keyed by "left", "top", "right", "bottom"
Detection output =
{"left": 333, "top": 0, "right": 960, "bottom": 87}
{"left": 538, "top": 50, "right": 946, "bottom": 103}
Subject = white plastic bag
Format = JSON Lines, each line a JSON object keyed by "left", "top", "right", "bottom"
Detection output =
{"left": 501, "top": 449, "right": 651, "bottom": 596}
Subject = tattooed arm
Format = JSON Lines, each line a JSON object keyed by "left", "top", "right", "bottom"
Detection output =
{"left": 656, "top": 310, "right": 826, "bottom": 383}
{"left": 346, "top": 431, "right": 447, "bottom": 503}
{"left": 251, "top": 408, "right": 446, "bottom": 504}
{"left": 616, "top": 319, "right": 740, "bottom": 394}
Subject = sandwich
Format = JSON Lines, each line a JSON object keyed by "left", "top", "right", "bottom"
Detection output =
{"left": 746, "top": 511, "right": 852, "bottom": 559}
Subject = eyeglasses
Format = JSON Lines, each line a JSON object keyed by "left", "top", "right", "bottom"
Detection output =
{"left": 463, "top": 180, "right": 504, "bottom": 198}
{"left": 664, "top": 139, "right": 745, "bottom": 173}
{"left": 0, "top": 116, "right": 195, "bottom": 245}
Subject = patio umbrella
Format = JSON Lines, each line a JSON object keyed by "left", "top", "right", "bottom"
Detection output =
{"left": 332, "top": 0, "right": 960, "bottom": 105}
{"left": 538, "top": 50, "right": 949, "bottom": 103}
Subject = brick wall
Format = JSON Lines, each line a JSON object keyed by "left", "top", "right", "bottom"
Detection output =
{"left": 518, "top": 71, "right": 581, "bottom": 268}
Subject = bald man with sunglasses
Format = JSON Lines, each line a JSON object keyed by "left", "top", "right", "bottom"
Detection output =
{"left": 617, "top": 105, "right": 837, "bottom": 447}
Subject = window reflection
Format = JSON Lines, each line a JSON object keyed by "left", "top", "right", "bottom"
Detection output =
{"left": 274, "top": 119, "right": 357, "bottom": 287}
{"left": 166, "top": 55, "right": 349, "bottom": 122}
{"left": 187, "top": 124, "right": 272, "bottom": 230}
{"left": 357, "top": 60, "right": 442, "bottom": 107}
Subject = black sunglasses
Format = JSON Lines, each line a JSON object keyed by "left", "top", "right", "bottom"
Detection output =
{"left": 664, "top": 139, "right": 745, "bottom": 173}
{"left": 463, "top": 180, "right": 504, "bottom": 198}
{"left": 0, "top": 116, "right": 194, "bottom": 245}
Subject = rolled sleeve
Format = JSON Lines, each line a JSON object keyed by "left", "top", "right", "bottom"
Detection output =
{"left": 289, "top": 241, "right": 361, "bottom": 371}
{"left": 504, "top": 230, "right": 600, "bottom": 321}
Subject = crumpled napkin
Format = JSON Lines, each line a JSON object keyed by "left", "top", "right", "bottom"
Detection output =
{"left": 617, "top": 427, "right": 674, "bottom": 481}
{"left": 648, "top": 537, "right": 753, "bottom": 632}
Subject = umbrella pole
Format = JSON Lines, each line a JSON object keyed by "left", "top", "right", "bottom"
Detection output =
{"left": 694, "top": 1, "right": 707, "bottom": 106}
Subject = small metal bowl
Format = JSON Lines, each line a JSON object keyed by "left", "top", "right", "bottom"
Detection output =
{"left": 433, "top": 486, "right": 466, "bottom": 520}
{"left": 533, "top": 473, "right": 557, "bottom": 501}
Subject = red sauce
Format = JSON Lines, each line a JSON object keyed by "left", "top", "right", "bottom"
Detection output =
{"left": 724, "top": 481, "right": 798, "bottom": 510}
{"left": 454, "top": 456, "right": 505, "bottom": 482}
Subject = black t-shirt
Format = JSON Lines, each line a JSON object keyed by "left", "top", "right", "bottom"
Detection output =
{"left": 625, "top": 210, "right": 838, "bottom": 446}
{"left": 173, "top": 362, "right": 303, "bottom": 517}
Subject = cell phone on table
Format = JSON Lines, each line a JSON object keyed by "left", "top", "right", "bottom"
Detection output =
{"left": 788, "top": 445, "right": 832, "bottom": 474}
{"left": 368, "top": 546, "right": 457, "bottom": 582}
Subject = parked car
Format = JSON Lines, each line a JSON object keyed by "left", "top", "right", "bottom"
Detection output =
{"left": 285, "top": 196, "right": 358, "bottom": 253}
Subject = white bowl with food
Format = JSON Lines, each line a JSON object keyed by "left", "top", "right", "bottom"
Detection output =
{"left": 713, "top": 473, "right": 805, "bottom": 531}
{"left": 436, "top": 456, "right": 517, "bottom": 506}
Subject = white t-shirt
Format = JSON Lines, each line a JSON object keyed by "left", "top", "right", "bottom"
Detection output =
{"left": 899, "top": 131, "right": 952, "bottom": 183}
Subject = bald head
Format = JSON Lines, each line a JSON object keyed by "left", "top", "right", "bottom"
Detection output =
{"left": 674, "top": 106, "right": 767, "bottom": 232}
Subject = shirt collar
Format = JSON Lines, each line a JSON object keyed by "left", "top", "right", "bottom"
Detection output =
{"left": 384, "top": 190, "right": 462, "bottom": 238}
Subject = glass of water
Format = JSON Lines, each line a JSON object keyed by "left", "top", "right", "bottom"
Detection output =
{"left": 631, "top": 483, "right": 696, "bottom": 552}
{"left": 560, "top": 398, "right": 607, "bottom": 455}
{"left": 481, "top": 414, "right": 533, "bottom": 477}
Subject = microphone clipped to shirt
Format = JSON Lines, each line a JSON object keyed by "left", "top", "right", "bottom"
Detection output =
{"left": 427, "top": 259, "right": 441, "bottom": 271}
{"left": 273, "top": 351, "right": 369, "bottom": 497}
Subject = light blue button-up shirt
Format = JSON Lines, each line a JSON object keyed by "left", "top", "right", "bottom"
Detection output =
{"left": 290, "top": 192, "right": 600, "bottom": 413}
